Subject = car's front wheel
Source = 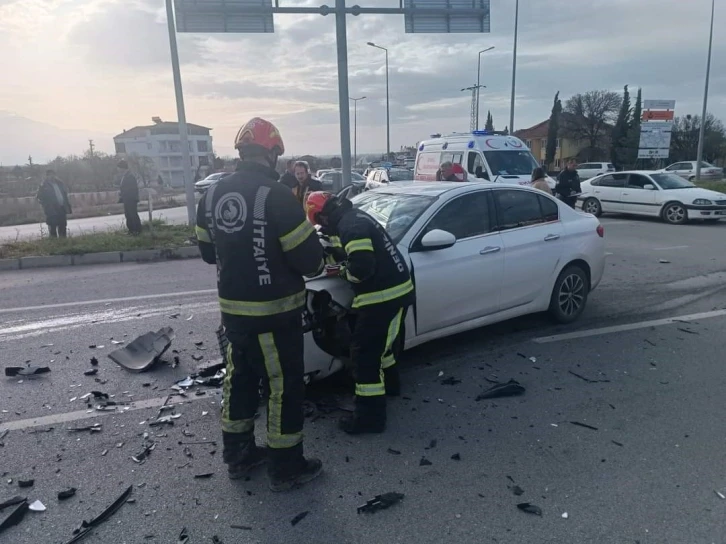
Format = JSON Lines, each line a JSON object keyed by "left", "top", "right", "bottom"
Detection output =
{"left": 549, "top": 265, "right": 589, "bottom": 324}
{"left": 662, "top": 202, "right": 687, "bottom": 225}
{"left": 582, "top": 197, "right": 602, "bottom": 217}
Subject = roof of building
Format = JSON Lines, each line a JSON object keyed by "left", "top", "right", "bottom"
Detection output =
{"left": 114, "top": 122, "right": 212, "bottom": 140}
{"left": 514, "top": 112, "right": 614, "bottom": 140}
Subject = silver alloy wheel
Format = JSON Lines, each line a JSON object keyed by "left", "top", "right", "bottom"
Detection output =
{"left": 665, "top": 203, "right": 686, "bottom": 224}
{"left": 558, "top": 273, "right": 585, "bottom": 317}
{"left": 583, "top": 198, "right": 601, "bottom": 215}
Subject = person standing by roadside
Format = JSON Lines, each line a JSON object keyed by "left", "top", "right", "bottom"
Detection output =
{"left": 288, "top": 161, "right": 322, "bottom": 206}
{"left": 556, "top": 159, "right": 581, "bottom": 209}
{"left": 279, "top": 159, "right": 297, "bottom": 189}
{"left": 531, "top": 167, "right": 553, "bottom": 195}
{"left": 36, "top": 169, "right": 72, "bottom": 238}
{"left": 118, "top": 160, "right": 142, "bottom": 235}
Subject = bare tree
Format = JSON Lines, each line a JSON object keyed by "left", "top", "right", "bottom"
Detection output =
{"left": 563, "top": 90, "right": 622, "bottom": 161}
{"left": 670, "top": 113, "right": 726, "bottom": 163}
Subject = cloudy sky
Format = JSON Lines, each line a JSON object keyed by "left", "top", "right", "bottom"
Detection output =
{"left": 0, "top": 0, "right": 723, "bottom": 165}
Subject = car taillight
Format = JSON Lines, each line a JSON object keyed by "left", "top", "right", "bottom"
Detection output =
{"left": 596, "top": 225, "right": 604, "bottom": 238}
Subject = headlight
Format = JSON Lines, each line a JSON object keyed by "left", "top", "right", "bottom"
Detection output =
{"left": 693, "top": 199, "right": 713, "bottom": 206}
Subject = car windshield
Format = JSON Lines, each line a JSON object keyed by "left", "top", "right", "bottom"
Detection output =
{"left": 351, "top": 172, "right": 365, "bottom": 180}
{"left": 483, "top": 150, "right": 540, "bottom": 176}
{"left": 701, "top": 161, "right": 716, "bottom": 168}
{"left": 651, "top": 173, "right": 696, "bottom": 189}
{"left": 351, "top": 192, "right": 435, "bottom": 243}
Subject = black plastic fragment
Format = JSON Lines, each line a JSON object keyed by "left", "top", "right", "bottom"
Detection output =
{"left": 90, "top": 357, "right": 99, "bottom": 366}
{"left": 476, "top": 379, "right": 525, "bottom": 400}
{"left": 512, "top": 485, "right": 524, "bottom": 496}
{"left": 517, "top": 502, "right": 542, "bottom": 516}
{"left": 387, "top": 448, "right": 401, "bottom": 455}
{"left": 194, "top": 473, "right": 214, "bottom": 479}
{"left": 0, "top": 496, "right": 26, "bottom": 511}
{"left": 18, "top": 480, "right": 34, "bottom": 488}
{"left": 211, "top": 536, "right": 223, "bottom": 544}
{"left": 108, "top": 328, "right": 175, "bottom": 373}
{"left": 451, "top": 453, "right": 461, "bottom": 461}
{"left": 83, "top": 369, "right": 98, "bottom": 376}
{"left": 290, "top": 511, "right": 309, "bottom": 526}
{"left": 427, "top": 439, "right": 437, "bottom": 449}
{"left": 178, "top": 527, "right": 190, "bottom": 543}
{"left": 61, "top": 485, "right": 132, "bottom": 544}
{"left": 0, "top": 499, "right": 29, "bottom": 534}
{"left": 419, "top": 457, "right": 432, "bottom": 466}
{"left": 440, "top": 376, "right": 461, "bottom": 385}
{"left": 570, "top": 421, "right": 599, "bottom": 431}
{"left": 230, "top": 524, "right": 252, "bottom": 530}
{"left": 5, "top": 366, "right": 51, "bottom": 377}
{"left": 68, "top": 423, "right": 102, "bottom": 433}
{"left": 58, "top": 488, "right": 77, "bottom": 500}
{"left": 357, "top": 492, "right": 405, "bottom": 514}
{"left": 611, "top": 440, "right": 624, "bottom": 447}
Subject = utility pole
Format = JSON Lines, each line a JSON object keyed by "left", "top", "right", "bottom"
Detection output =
{"left": 350, "top": 96, "right": 366, "bottom": 169}
{"left": 367, "top": 42, "right": 390, "bottom": 160}
{"left": 88, "top": 139, "right": 95, "bottom": 159}
{"left": 696, "top": 0, "right": 715, "bottom": 182}
{"left": 462, "top": 85, "right": 486, "bottom": 132}
{"left": 476, "top": 46, "right": 495, "bottom": 130}
{"left": 509, "top": 0, "right": 519, "bottom": 133}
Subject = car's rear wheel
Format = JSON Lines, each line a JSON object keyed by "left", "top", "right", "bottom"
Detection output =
{"left": 582, "top": 197, "right": 602, "bottom": 217}
{"left": 662, "top": 202, "right": 687, "bottom": 225}
{"left": 549, "top": 265, "right": 589, "bottom": 324}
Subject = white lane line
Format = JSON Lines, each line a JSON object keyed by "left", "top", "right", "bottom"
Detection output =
{"left": 0, "top": 289, "right": 216, "bottom": 315}
{"left": 653, "top": 245, "right": 689, "bottom": 251}
{"left": 0, "top": 391, "right": 218, "bottom": 433}
{"left": 605, "top": 252, "right": 614, "bottom": 256}
{"left": 533, "top": 308, "right": 726, "bottom": 344}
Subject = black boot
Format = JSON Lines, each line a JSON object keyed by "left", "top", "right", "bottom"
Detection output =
{"left": 268, "top": 443, "right": 323, "bottom": 492}
{"left": 339, "top": 396, "right": 386, "bottom": 435}
{"left": 384, "top": 366, "right": 401, "bottom": 397}
{"left": 223, "top": 432, "right": 266, "bottom": 480}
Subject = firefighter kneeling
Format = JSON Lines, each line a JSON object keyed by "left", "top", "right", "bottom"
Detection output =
{"left": 306, "top": 192, "right": 414, "bottom": 434}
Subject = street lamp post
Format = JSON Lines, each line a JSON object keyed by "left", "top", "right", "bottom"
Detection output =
{"left": 350, "top": 96, "right": 366, "bottom": 168}
{"left": 476, "top": 46, "right": 495, "bottom": 130}
{"left": 509, "top": 0, "right": 519, "bottom": 133}
{"left": 367, "top": 42, "right": 390, "bottom": 159}
{"left": 696, "top": 0, "right": 715, "bottom": 182}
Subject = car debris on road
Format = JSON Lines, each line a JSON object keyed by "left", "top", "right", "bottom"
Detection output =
{"left": 108, "top": 328, "right": 175, "bottom": 373}
{"left": 476, "top": 379, "right": 526, "bottom": 400}
{"left": 357, "top": 492, "right": 405, "bottom": 514}
{"left": 5, "top": 366, "right": 51, "bottom": 377}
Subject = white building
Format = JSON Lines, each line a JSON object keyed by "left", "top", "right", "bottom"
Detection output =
{"left": 113, "top": 117, "right": 214, "bottom": 187}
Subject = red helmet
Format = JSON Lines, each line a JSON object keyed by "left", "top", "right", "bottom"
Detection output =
{"left": 451, "top": 163, "right": 467, "bottom": 182}
{"left": 234, "top": 117, "right": 285, "bottom": 155}
{"left": 305, "top": 191, "right": 335, "bottom": 225}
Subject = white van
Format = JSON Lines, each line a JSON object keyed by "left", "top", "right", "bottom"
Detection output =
{"left": 414, "top": 130, "right": 555, "bottom": 189}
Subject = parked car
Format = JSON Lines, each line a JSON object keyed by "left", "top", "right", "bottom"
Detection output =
{"left": 318, "top": 170, "right": 365, "bottom": 190}
{"left": 301, "top": 181, "right": 605, "bottom": 382}
{"left": 659, "top": 161, "right": 723, "bottom": 181}
{"left": 579, "top": 171, "right": 726, "bottom": 224}
{"left": 194, "top": 172, "right": 229, "bottom": 193}
{"left": 576, "top": 162, "right": 616, "bottom": 180}
{"left": 365, "top": 167, "right": 413, "bottom": 190}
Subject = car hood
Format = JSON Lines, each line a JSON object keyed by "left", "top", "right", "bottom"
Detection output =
{"left": 663, "top": 187, "right": 726, "bottom": 200}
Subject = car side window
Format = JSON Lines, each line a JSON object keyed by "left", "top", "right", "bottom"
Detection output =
{"left": 597, "top": 174, "right": 627, "bottom": 188}
{"left": 682, "top": 163, "right": 693, "bottom": 171}
{"left": 539, "top": 195, "right": 559, "bottom": 222}
{"left": 423, "top": 192, "right": 492, "bottom": 240}
{"left": 579, "top": 163, "right": 592, "bottom": 170}
{"left": 493, "top": 190, "right": 546, "bottom": 231}
{"left": 627, "top": 174, "right": 652, "bottom": 189}
{"left": 666, "top": 163, "right": 681, "bottom": 171}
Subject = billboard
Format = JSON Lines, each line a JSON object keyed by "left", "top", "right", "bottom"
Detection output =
{"left": 404, "top": 0, "right": 490, "bottom": 33}
{"left": 638, "top": 122, "right": 673, "bottom": 160}
{"left": 175, "top": 0, "right": 274, "bottom": 33}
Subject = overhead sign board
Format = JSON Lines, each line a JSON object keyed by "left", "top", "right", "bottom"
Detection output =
{"left": 638, "top": 121, "right": 672, "bottom": 159}
{"left": 642, "top": 110, "right": 674, "bottom": 122}
{"left": 643, "top": 99, "right": 676, "bottom": 110}
{"left": 404, "top": 0, "right": 490, "bottom": 33}
{"left": 174, "top": 0, "right": 274, "bottom": 33}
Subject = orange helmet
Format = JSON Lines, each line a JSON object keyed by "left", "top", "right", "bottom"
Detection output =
{"left": 234, "top": 117, "right": 285, "bottom": 155}
{"left": 305, "top": 191, "right": 335, "bottom": 225}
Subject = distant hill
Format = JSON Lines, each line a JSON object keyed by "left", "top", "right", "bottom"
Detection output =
{"left": 0, "top": 112, "right": 113, "bottom": 166}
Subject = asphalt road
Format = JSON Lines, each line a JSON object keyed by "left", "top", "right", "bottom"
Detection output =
{"left": 1, "top": 216, "right": 726, "bottom": 544}
{"left": 0, "top": 206, "right": 190, "bottom": 242}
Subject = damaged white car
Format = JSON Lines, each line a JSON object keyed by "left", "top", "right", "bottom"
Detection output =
{"left": 300, "top": 181, "right": 606, "bottom": 382}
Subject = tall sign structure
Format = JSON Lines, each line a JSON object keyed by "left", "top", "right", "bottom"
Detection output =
{"left": 638, "top": 99, "right": 676, "bottom": 161}
{"left": 170, "top": 0, "right": 491, "bottom": 194}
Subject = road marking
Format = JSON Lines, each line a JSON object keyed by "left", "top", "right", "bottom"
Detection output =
{"left": 0, "top": 391, "right": 218, "bottom": 433}
{"left": 653, "top": 245, "right": 689, "bottom": 251}
{"left": 532, "top": 308, "right": 726, "bottom": 344}
{"left": 0, "top": 289, "right": 216, "bottom": 315}
{"left": 605, "top": 252, "right": 614, "bottom": 256}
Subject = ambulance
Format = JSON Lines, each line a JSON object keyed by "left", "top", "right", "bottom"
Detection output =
{"left": 414, "top": 130, "right": 556, "bottom": 189}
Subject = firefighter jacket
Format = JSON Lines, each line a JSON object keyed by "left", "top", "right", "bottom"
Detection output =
{"left": 195, "top": 161, "right": 325, "bottom": 333}
{"left": 324, "top": 198, "right": 414, "bottom": 310}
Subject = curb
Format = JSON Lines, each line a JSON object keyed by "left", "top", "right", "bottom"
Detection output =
{"left": 0, "top": 245, "right": 200, "bottom": 272}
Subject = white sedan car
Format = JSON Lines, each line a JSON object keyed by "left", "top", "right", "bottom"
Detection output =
{"left": 579, "top": 171, "right": 726, "bottom": 225}
{"left": 659, "top": 161, "right": 723, "bottom": 182}
{"left": 301, "top": 182, "right": 606, "bottom": 382}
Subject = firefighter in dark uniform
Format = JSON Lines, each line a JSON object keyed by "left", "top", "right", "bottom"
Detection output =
{"left": 195, "top": 117, "right": 325, "bottom": 491}
{"left": 556, "top": 159, "right": 581, "bottom": 209}
{"left": 305, "top": 191, "right": 414, "bottom": 434}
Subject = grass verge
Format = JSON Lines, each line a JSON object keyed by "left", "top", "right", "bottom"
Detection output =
{"left": 695, "top": 180, "right": 726, "bottom": 192}
{"left": 0, "top": 222, "right": 195, "bottom": 259}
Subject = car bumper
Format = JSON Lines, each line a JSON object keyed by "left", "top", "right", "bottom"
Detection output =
{"left": 685, "top": 206, "right": 726, "bottom": 219}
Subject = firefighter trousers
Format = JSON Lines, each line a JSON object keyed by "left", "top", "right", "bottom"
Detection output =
{"left": 350, "top": 301, "right": 406, "bottom": 398}
{"left": 222, "top": 320, "right": 305, "bottom": 451}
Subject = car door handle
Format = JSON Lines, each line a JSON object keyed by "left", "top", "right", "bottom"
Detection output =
{"left": 622, "top": 192, "right": 629, "bottom": 195}
{"left": 544, "top": 234, "right": 560, "bottom": 241}
{"left": 480, "top": 246, "right": 501, "bottom": 255}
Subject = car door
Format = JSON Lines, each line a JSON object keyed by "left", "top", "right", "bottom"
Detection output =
{"left": 675, "top": 162, "right": 693, "bottom": 180}
{"left": 492, "top": 189, "right": 564, "bottom": 310}
{"left": 408, "top": 191, "right": 504, "bottom": 335}
{"left": 620, "top": 174, "right": 659, "bottom": 216}
{"left": 590, "top": 173, "right": 627, "bottom": 212}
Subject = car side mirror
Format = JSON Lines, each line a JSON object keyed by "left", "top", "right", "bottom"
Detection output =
{"left": 475, "top": 166, "right": 488, "bottom": 180}
{"left": 420, "top": 229, "right": 456, "bottom": 250}
{"left": 644, "top": 184, "right": 655, "bottom": 190}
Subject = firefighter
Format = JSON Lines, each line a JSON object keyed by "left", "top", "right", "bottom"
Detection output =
{"left": 305, "top": 191, "right": 414, "bottom": 434}
{"left": 195, "top": 117, "right": 325, "bottom": 492}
